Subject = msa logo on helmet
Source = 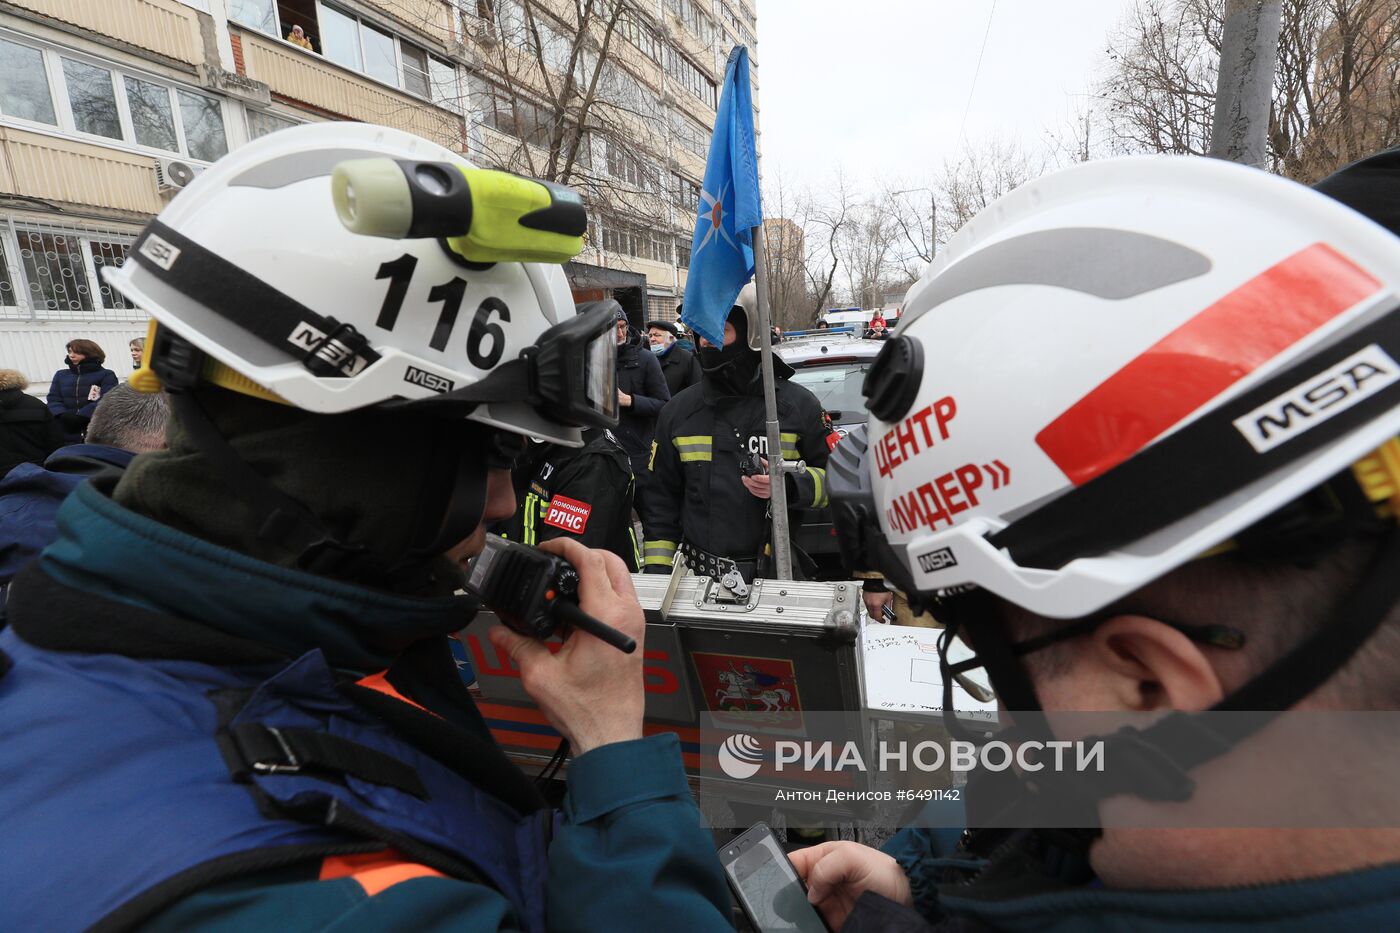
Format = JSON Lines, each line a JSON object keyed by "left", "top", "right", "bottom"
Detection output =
{"left": 138, "top": 234, "right": 181, "bottom": 271}
{"left": 917, "top": 547, "right": 958, "bottom": 573}
{"left": 403, "top": 365, "right": 455, "bottom": 394}
{"left": 1233, "top": 344, "right": 1397, "bottom": 454}
{"left": 287, "top": 322, "right": 369, "bottom": 377}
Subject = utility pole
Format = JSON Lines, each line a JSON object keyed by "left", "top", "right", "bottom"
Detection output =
{"left": 750, "top": 229, "right": 793, "bottom": 580}
{"left": 1209, "top": 0, "right": 1283, "bottom": 166}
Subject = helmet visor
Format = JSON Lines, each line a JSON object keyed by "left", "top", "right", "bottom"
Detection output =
{"left": 529, "top": 300, "right": 618, "bottom": 429}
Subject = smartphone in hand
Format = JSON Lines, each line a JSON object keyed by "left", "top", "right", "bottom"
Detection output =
{"left": 719, "top": 823, "right": 831, "bottom": 933}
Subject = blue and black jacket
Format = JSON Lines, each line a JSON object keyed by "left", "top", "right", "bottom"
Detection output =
{"left": 0, "top": 480, "right": 732, "bottom": 931}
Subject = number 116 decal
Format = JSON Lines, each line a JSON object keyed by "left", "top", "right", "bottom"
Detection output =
{"left": 374, "top": 254, "right": 511, "bottom": 369}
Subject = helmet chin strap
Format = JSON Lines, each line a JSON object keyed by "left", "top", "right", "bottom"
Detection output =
{"left": 398, "top": 438, "right": 489, "bottom": 567}
{"left": 940, "top": 524, "right": 1400, "bottom": 853}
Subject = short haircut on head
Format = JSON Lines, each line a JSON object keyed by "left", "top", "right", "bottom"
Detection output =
{"left": 66, "top": 339, "right": 106, "bottom": 363}
{"left": 129, "top": 337, "right": 146, "bottom": 349}
{"left": 86, "top": 384, "right": 169, "bottom": 453}
{"left": 999, "top": 533, "right": 1400, "bottom": 708}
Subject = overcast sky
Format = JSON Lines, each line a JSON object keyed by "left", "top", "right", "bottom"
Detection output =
{"left": 755, "top": 0, "right": 1142, "bottom": 194}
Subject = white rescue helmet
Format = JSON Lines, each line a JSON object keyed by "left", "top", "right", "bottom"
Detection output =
{"left": 832, "top": 154, "right": 1400, "bottom": 619}
{"left": 731, "top": 282, "right": 766, "bottom": 350}
{"left": 107, "top": 122, "right": 612, "bottom": 445}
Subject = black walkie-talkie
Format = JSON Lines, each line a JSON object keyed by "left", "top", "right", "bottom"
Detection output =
{"left": 466, "top": 536, "right": 636, "bottom": 653}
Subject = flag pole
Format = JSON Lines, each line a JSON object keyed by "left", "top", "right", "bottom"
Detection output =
{"left": 750, "top": 227, "right": 793, "bottom": 580}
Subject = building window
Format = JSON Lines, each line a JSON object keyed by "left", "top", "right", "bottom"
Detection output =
{"left": 666, "top": 0, "right": 715, "bottom": 46}
{"left": 0, "top": 217, "right": 143, "bottom": 320}
{"left": 360, "top": 21, "right": 398, "bottom": 86}
{"left": 664, "top": 46, "right": 716, "bottom": 109}
{"left": 318, "top": 4, "right": 362, "bottom": 69}
{"left": 650, "top": 234, "right": 672, "bottom": 264}
{"left": 618, "top": 11, "right": 661, "bottom": 62}
{"left": 0, "top": 37, "right": 230, "bottom": 161}
{"left": 401, "top": 43, "right": 430, "bottom": 98}
{"left": 672, "top": 173, "right": 700, "bottom": 214}
{"left": 722, "top": 4, "right": 755, "bottom": 46}
{"left": 606, "top": 140, "right": 657, "bottom": 191}
{"left": 477, "top": 82, "right": 553, "bottom": 149}
{"left": 178, "top": 91, "right": 229, "bottom": 161}
{"left": 88, "top": 239, "right": 136, "bottom": 311}
{"left": 125, "top": 76, "right": 178, "bottom": 151}
{"left": 669, "top": 109, "right": 711, "bottom": 159}
{"left": 14, "top": 229, "right": 133, "bottom": 314}
{"left": 677, "top": 242, "right": 691, "bottom": 269}
{"left": 229, "top": 0, "right": 278, "bottom": 35}
{"left": 246, "top": 108, "right": 301, "bottom": 140}
{"left": 428, "top": 56, "right": 461, "bottom": 113}
{"left": 304, "top": 3, "right": 451, "bottom": 102}
{"left": 62, "top": 58, "right": 122, "bottom": 140}
{"left": 0, "top": 38, "right": 55, "bottom": 126}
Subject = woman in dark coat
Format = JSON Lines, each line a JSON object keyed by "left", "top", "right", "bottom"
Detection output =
{"left": 0, "top": 369, "right": 62, "bottom": 478}
{"left": 46, "top": 339, "right": 117, "bottom": 443}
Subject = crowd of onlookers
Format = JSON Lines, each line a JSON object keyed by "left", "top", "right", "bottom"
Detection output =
{"left": 0, "top": 337, "right": 168, "bottom": 591}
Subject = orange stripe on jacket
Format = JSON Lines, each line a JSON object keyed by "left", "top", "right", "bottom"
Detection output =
{"left": 319, "top": 849, "right": 446, "bottom": 896}
{"left": 355, "top": 670, "right": 437, "bottom": 717}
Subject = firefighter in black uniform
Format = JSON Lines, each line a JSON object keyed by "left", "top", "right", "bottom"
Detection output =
{"left": 643, "top": 285, "right": 829, "bottom": 578}
{"left": 504, "top": 428, "right": 641, "bottom": 571}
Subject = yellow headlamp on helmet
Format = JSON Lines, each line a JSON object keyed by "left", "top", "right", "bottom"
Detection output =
{"left": 330, "top": 159, "right": 586, "bottom": 265}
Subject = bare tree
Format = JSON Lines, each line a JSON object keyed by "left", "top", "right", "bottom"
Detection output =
{"left": 761, "top": 172, "right": 814, "bottom": 331}
{"left": 879, "top": 137, "right": 1048, "bottom": 284}
{"left": 1099, "top": 0, "right": 1400, "bottom": 181}
{"left": 801, "top": 171, "right": 855, "bottom": 319}
{"left": 836, "top": 201, "right": 900, "bottom": 311}
{"left": 411, "top": 0, "right": 725, "bottom": 269}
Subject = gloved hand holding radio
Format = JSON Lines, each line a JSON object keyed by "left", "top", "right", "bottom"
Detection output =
{"left": 487, "top": 538, "right": 647, "bottom": 755}
{"left": 740, "top": 455, "right": 772, "bottom": 500}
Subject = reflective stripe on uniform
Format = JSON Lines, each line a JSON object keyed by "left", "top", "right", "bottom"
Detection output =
{"left": 643, "top": 538, "right": 678, "bottom": 566}
{"left": 523, "top": 492, "right": 548, "bottom": 545}
{"left": 673, "top": 434, "right": 712, "bottom": 462}
{"left": 779, "top": 431, "right": 800, "bottom": 460}
{"left": 807, "top": 466, "right": 828, "bottom": 508}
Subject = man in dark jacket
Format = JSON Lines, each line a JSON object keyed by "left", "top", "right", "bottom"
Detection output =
{"left": 0, "top": 369, "right": 62, "bottom": 478}
{"left": 504, "top": 429, "right": 640, "bottom": 570}
{"left": 0, "top": 385, "right": 168, "bottom": 589}
{"left": 643, "top": 286, "right": 829, "bottom": 579}
{"left": 647, "top": 320, "right": 703, "bottom": 398}
{"left": 610, "top": 302, "right": 670, "bottom": 511}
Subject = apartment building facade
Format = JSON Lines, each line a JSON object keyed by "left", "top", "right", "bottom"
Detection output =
{"left": 0, "top": 0, "right": 757, "bottom": 377}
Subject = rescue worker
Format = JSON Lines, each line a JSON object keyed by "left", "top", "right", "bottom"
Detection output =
{"left": 797, "top": 153, "right": 1400, "bottom": 930}
{"left": 647, "top": 318, "right": 703, "bottom": 398}
{"left": 643, "top": 284, "right": 830, "bottom": 579}
{"left": 505, "top": 428, "right": 641, "bottom": 570}
{"left": 0, "top": 124, "right": 731, "bottom": 931}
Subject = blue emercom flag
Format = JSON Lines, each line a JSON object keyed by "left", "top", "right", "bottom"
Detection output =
{"left": 681, "top": 46, "right": 762, "bottom": 347}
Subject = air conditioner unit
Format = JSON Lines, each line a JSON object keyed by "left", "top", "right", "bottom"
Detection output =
{"left": 154, "top": 157, "right": 205, "bottom": 192}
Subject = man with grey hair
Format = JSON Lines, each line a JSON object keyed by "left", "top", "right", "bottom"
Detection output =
{"left": 0, "top": 385, "right": 168, "bottom": 588}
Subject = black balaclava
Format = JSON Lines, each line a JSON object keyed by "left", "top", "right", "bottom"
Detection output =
{"left": 699, "top": 307, "right": 759, "bottom": 395}
{"left": 114, "top": 387, "right": 480, "bottom": 596}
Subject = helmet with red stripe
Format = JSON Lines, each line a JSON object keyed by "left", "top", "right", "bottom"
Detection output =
{"left": 834, "top": 154, "right": 1400, "bottom": 621}
{"left": 830, "top": 155, "right": 1400, "bottom": 825}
